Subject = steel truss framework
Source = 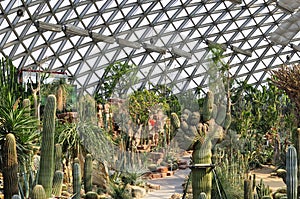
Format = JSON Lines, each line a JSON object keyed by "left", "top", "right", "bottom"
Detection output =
{"left": 0, "top": 0, "right": 299, "bottom": 96}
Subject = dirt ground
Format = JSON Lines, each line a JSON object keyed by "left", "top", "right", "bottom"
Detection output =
{"left": 251, "top": 165, "right": 286, "bottom": 192}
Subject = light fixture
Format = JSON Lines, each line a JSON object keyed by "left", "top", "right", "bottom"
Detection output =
{"left": 277, "top": 0, "right": 300, "bottom": 13}
{"left": 90, "top": 32, "right": 115, "bottom": 44}
{"left": 171, "top": 47, "right": 192, "bottom": 59}
{"left": 231, "top": 46, "right": 252, "bottom": 57}
{"left": 143, "top": 43, "right": 167, "bottom": 54}
{"left": 116, "top": 38, "right": 141, "bottom": 49}
{"left": 63, "top": 24, "right": 89, "bottom": 37}
{"left": 269, "top": 11, "right": 300, "bottom": 46}
{"left": 35, "top": 21, "right": 62, "bottom": 32}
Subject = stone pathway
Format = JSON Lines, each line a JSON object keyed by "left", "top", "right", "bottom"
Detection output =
{"left": 144, "top": 168, "right": 191, "bottom": 199}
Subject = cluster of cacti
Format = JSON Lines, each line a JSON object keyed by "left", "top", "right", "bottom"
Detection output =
{"left": 73, "top": 158, "right": 82, "bottom": 199}
{"left": 286, "top": 145, "right": 297, "bottom": 199}
{"left": 3, "top": 133, "right": 19, "bottom": 199}
{"left": 38, "top": 95, "right": 56, "bottom": 198}
{"left": 255, "top": 179, "right": 271, "bottom": 199}
{"left": 84, "top": 154, "right": 93, "bottom": 193}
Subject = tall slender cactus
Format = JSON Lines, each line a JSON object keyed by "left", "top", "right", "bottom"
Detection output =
{"left": 38, "top": 95, "right": 56, "bottom": 198}
{"left": 3, "top": 133, "right": 19, "bottom": 199}
{"left": 84, "top": 154, "right": 93, "bottom": 193}
{"left": 286, "top": 145, "right": 297, "bottom": 199}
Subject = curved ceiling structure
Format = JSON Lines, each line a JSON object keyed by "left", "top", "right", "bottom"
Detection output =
{"left": 0, "top": 0, "right": 299, "bottom": 96}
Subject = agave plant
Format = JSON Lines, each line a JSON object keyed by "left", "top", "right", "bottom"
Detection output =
{"left": 0, "top": 92, "right": 39, "bottom": 170}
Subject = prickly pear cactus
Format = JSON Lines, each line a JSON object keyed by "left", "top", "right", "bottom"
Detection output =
{"left": 286, "top": 145, "right": 297, "bottom": 199}
{"left": 38, "top": 95, "right": 56, "bottom": 198}
{"left": 84, "top": 154, "right": 93, "bottom": 193}
{"left": 3, "top": 133, "right": 19, "bottom": 199}
{"left": 73, "top": 160, "right": 82, "bottom": 199}
{"left": 31, "top": 185, "right": 46, "bottom": 199}
{"left": 52, "top": 170, "right": 64, "bottom": 197}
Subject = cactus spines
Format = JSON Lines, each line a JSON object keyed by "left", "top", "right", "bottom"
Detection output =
{"left": 202, "top": 91, "right": 214, "bottom": 122}
{"left": 73, "top": 161, "right": 82, "bottom": 199}
{"left": 198, "top": 192, "right": 207, "bottom": 199}
{"left": 52, "top": 170, "right": 64, "bottom": 197}
{"left": 23, "top": 98, "right": 31, "bottom": 117}
{"left": 192, "top": 140, "right": 212, "bottom": 199}
{"left": 84, "top": 154, "right": 93, "bottom": 193}
{"left": 54, "top": 143, "right": 63, "bottom": 171}
{"left": 38, "top": 95, "right": 56, "bottom": 198}
{"left": 170, "top": 112, "right": 180, "bottom": 129}
{"left": 32, "top": 185, "right": 46, "bottom": 199}
{"left": 286, "top": 145, "right": 297, "bottom": 199}
{"left": 3, "top": 133, "right": 19, "bottom": 199}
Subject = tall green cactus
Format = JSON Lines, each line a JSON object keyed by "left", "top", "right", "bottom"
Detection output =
{"left": 84, "top": 154, "right": 93, "bottom": 193}
{"left": 38, "top": 95, "right": 56, "bottom": 198}
{"left": 52, "top": 170, "right": 64, "bottom": 197}
{"left": 192, "top": 140, "right": 212, "bottom": 199}
{"left": 73, "top": 159, "right": 82, "bottom": 199}
{"left": 31, "top": 185, "right": 46, "bottom": 199}
{"left": 286, "top": 145, "right": 297, "bottom": 199}
{"left": 54, "top": 143, "right": 63, "bottom": 171}
{"left": 3, "top": 133, "right": 19, "bottom": 199}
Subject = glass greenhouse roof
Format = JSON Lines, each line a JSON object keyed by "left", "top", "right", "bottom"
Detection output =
{"left": 0, "top": 0, "right": 299, "bottom": 96}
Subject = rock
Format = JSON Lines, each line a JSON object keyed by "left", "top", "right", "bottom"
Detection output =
{"left": 131, "top": 186, "right": 146, "bottom": 199}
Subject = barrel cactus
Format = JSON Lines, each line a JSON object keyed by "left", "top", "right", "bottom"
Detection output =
{"left": 199, "top": 192, "right": 207, "bottom": 199}
{"left": 3, "top": 133, "right": 19, "bottom": 199}
{"left": 31, "top": 185, "right": 46, "bottom": 199}
{"left": 38, "top": 95, "right": 56, "bottom": 198}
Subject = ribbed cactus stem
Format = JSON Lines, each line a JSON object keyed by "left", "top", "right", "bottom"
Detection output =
{"left": 3, "top": 133, "right": 19, "bottom": 199}
{"left": 52, "top": 170, "right": 64, "bottom": 197}
{"left": 198, "top": 192, "right": 207, "bottom": 199}
{"left": 54, "top": 143, "right": 63, "bottom": 171}
{"left": 22, "top": 98, "right": 31, "bottom": 117}
{"left": 84, "top": 154, "right": 93, "bottom": 193}
{"left": 192, "top": 140, "right": 212, "bottom": 199}
{"left": 73, "top": 161, "right": 82, "bottom": 199}
{"left": 38, "top": 95, "right": 56, "bottom": 198}
{"left": 286, "top": 145, "right": 297, "bottom": 199}
{"left": 244, "top": 179, "right": 253, "bottom": 199}
{"left": 31, "top": 185, "right": 46, "bottom": 199}
{"left": 85, "top": 191, "right": 98, "bottom": 199}
{"left": 171, "top": 112, "right": 180, "bottom": 129}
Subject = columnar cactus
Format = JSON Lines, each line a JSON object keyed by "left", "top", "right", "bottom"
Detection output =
{"left": 52, "top": 170, "right": 64, "bottom": 197}
{"left": 202, "top": 91, "right": 214, "bottom": 122}
{"left": 38, "top": 95, "right": 56, "bottom": 198}
{"left": 286, "top": 145, "right": 297, "bottom": 199}
{"left": 31, "top": 185, "right": 46, "bottom": 199}
{"left": 73, "top": 159, "right": 82, "bottom": 199}
{"left": 84, "top": 154, "right": 93, "bottom": 193}
{"left": 192, "top": 140, "right": 212, "bottom": 199}
{"left": 244, "top": 179, "right": 253, "bottom": 199}
{"left": 171, "top": 112, "right": 181, "bottom": 129}
{"left": 23, "top": 98, "right": 31, "bottom": 117}
{"left": 54, "top": 143, "right": 63, "bottom": 171}
{"left": 3, "top": 133, "right": 19, "bottom": 199}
